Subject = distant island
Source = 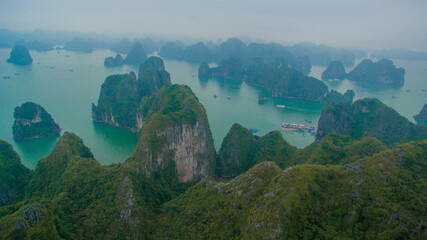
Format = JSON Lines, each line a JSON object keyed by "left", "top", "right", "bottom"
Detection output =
{"left": 317, "top": 98, "right": 427, "bottom": 146}
{"left": 414, "top": 103, "right": 427, "bottom": 124}
{"left": 347, "top": 59, "right": 405, "bottom": 86}
{"left": 63, "top": 37, "right": 93, "bottom": 53}
{"left": 104, "top": 42, "right": 147, "bottom": 67}
{"left": 13, "top": 102, "right": 61, "bottom": 141}
{"left": 321, "top": 60, "right": 347, "bottom": 80}
{"left": 199, "top": 57, "right": 354, "bottom": 104}
{"left": 7, "top": 45, "right": 33, "bottom": 65}
{"left": 104, "top": 53, "right": 124, "bottom": 67}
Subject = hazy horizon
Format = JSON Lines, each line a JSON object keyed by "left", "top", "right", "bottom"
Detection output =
{"left": 1, "top": 0, "right": 427, "bottom": 52}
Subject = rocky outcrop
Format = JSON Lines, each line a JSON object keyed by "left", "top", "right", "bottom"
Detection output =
{"left": 0, "top": 139, "right": 30, "bottom": 206}
{"left": 200, "top": 57, "right": 354, "bottom": 104}
{"left": 7, "top": 45, "right": 33, "bottom": 65}
{"left": 13, "top": 102, "right": 61, "bottom": 141}
{"left": 347, "top": 59, "right": 405, "bottom": 86}
{"left": 128, "top": 84, "right": 216, "bottom": 183}
{"left": 199, "top": 57, "right": 244, "bottom": 80}
{"left": 104, "top": 53, "right": 124, "bottom": 67}
{"left": 321, "top": 89, "right": 355, "bottom": 104}
{"left": 124, "top": 42, "right": 147, "bottom": 66}
{"left": 217, "top": 123, "right": 260, "bottom": 178}
{"left": 322, "top": 60, "right": 347, "bottom": 80}
{"left": 16, "top": 204, "right": 42, "bottom": 229}
{"left": 317, "top": 98, "right": 427, "bottom": 146}
{"left": 92, "top": 57, "right": 171, "bottom": 132}
{"left": 414, "top": 104, "right": 427, "bottom": 124}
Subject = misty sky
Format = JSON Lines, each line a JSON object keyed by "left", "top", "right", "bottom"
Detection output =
{"left": 1, "top": 0, "right": 427, "bottom": 51}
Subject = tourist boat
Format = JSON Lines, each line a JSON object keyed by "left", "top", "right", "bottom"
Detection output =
{"left": 282, "top": 122, "right": 316, "bottom": 134}
{"left": 227, "top": 96, "right": 231, "bottom": 99}
{"left": 276, "top": 105, "right": 286, "bottom": 108}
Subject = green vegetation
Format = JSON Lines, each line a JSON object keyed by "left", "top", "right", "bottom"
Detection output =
{"left": 153, "top": 140, "right": 427, "bottom": 239}
{"left": 347, "top": 59, "right": 405, "bottom": 86}
{"left": 1, "top": 87, "right": 426, "bottom": 239}
{"left": 317, "top": 98, "right": 427, "bottom": 146}
{"left": 200, "top": 57, "right": 353, "bottom": 104}
{"left": 92, "top": 57, "right": 171, "bottom": 132}
{"left": 216, "top": 123, "right": 260, "bottom": 177}
{"left": 7, "top": 45, "right": 33, "bottom": 65}
{"left": 0, "top": 140, "right": 30, "bottom": 206}
{"left": 104, "top": 53, "right": 124, "bottom": 67}
{"left": 321, "top": 60, "right": 347, "bottom": 80}
{"left": 414, "top": 103, "right": 427, "bottom": 124}
{"left": 13, "top": 102, "right": 61, "bottom": 141}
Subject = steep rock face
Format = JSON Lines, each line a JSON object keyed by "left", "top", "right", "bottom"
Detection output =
{"left": 321, "top": 89, "right": 355, "bottom": 104}
{"left": 124, "top": 42, "right": 147, "bottom": 66}
{"left": 321, "top": 60, "right": 347, "bottom": 80}
{"left": 13, "top": 102, "right": 61, "bottom": 141}
{"left": 128, "top": 84, "right": 216, "bottom": 183}
{"left": 347, "top": 59, "right": 405, "bottom": 86}
{"left": 217, "top": 123, "right": 260, "bottom": 177}
{"left": 414, "top": 103, "right": 427, "bottom": 124}
{"left": 217, "top": 124, "right": 298, "bottom": 177}
{"left": 7, "top": 45, "right": 33, "bottom": 65}
{"left": 0, "top": 139, "right": 30, "bottom": 206}
{"left": 154, "top": 140, "right": 427, "bottom": 239}
{"left": 104, "top": 53, "right": 124, "bottom": 67}
{"left": 200, "top": 57, "right": 353, "bottom": 104}
{"left": 92, "top": 57, "right": 171, "bottom": 132}
{"left": 317, "top": 98, "right": 427, "bottom": 146}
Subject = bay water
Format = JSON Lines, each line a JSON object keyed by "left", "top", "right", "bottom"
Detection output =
{"left": 1, "top": 48, "right": 425, "bottom": 169}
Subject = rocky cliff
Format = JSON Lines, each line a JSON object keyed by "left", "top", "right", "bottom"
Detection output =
{"left": 7, "top": 45, "right": 33, "bottom": 65}
{"left": 154, "top": 139, "right": 426, "bottom": 239}
{"left": 317, "top": 98, "right": 427, "bottom": 146}
{"left": 347, "top": 59, "right": 405, "bottom": 86}
{"left": 128, "top": 84, "right": 216, "bottom": 183}
{"left": 124, "top": 42, "right": 147, "bottom": 66}
{"left": 321, "top": 60, "right": 347, "bottom": 80}
{"left": 92, "top": 57, "right": 171, "bottom": 132}
{"left": 200, "top": 57, "right": 354, "bottom": 104}
{"left": 104, "top": 53, "right": 124, "bottom": 67}
{"left": 414, "top": 103, "right": 427, "bottom": 124}
{"left": 13, "top": 102, "right": 61, "bottom": 141}
{"left": 217, "top": 123, "right": 260, "bottom": 178}
{"left": 0, "top": 140, "right": 30, "bottom": 206}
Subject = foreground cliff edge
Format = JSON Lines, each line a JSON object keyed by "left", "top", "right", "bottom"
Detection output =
{"left": 1, "top": 88, "right": 426, "bottom": 239}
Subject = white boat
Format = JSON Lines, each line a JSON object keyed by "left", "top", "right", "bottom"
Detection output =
{"left": 276, "top": 105, "right": 286, "bottom": 108}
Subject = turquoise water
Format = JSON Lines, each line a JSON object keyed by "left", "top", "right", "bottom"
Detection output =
{"left": 1, "top": 49, "right": 426, "bottom": 169}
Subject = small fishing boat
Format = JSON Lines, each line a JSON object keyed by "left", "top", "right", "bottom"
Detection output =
{"left": 250, "top": 128, "right": 258, "bottom": 133}
{"left": 213, "top": 94, "right": 217, "bottom": 98}
{"left": 227, "top": 96, "right": 231, "bottom": 99}
{"left": 305, "top": 118, "right": 312, "bottom": 123}
{"left": 276, "top": 105, "right": 286, "bottom": 108}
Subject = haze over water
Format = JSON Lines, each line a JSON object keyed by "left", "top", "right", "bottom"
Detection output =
{"left": 1, "top": 48, "right": 426, "bottom": 169}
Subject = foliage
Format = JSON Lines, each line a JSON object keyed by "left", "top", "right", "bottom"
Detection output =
{"left": 7, "top": 45, "right": 33, "bottom": 65}
{"left": 13, "top": 102, "right": 61, "bottom": 141}
{"left": 317, "top": 98, "right": 427, "bottom": 146}
{"left": 0, "top": 140, "right": 31, "bottom": 206}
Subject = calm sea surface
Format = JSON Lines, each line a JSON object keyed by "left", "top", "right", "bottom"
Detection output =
{"left": 1, "top": 49, "right": 426, "bottom": 169}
